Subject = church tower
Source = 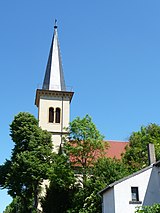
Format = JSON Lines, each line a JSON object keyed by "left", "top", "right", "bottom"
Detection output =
{"left": 35, "top": 22, "right": 74, "bottom": 152}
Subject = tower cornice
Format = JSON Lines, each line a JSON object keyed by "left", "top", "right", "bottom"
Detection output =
{"left": 35, "top": 89, "right": 74, "bottom": 107}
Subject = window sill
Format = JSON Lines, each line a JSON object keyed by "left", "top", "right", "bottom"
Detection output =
{"left": 129, "top": 201, "right": 142, "bottom": 205}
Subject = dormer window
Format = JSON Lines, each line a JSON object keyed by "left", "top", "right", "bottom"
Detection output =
{"left": 49, "top": 107, "right": 54, "bottom": 123}
{"left": 55, "top": 108, "right": 61, "bottom": 123}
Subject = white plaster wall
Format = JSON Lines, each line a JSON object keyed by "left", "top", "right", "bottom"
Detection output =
{"left": 103, "top": 188, "right": 115, "bottom": 213}
{"left": 102, "top": 167, "right": 160, "bottom": 213}
{"left": 114, "top": 167, "right": 152, "bottom": 213}
{"left": 52, "top": 134, "right": 62, "bottom": 152}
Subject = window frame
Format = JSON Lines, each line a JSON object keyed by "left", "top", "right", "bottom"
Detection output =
{"left": 49, "top": 107, "right": 54, "bottom": 123}
{"left": 129, "top": 186, "right": 142, "bottom": 204}
{"left": 131, "top": 187, "right": 139, "bottom": 201}
{"left": 55, "top": 107, "right": 61, "bottom": 123}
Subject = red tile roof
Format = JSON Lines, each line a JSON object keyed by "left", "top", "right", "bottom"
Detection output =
{"left": 69, "top": 140, "right": 129, "bottom": 166}
{"left": 106, "top": 140, "right": 128, "bottom": 159}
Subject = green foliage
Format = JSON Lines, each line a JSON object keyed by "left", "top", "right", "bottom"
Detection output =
{"left": 42, "top": 115, "right": 108, "bottom": 213}
{"left": 3, "top": 196, "right": 34, "bottom": 213}
{"left": 65, "top": 157, "right": 128, "bottom": 213}
{"left": 3, "top": 197, "right": 19, "bottom": 213}
{"left": 93, "top": 157, "right": 129, "bottom": 186}
{"left": 66, "top": 179, "right": 102, "bottom": 213}
{"left": 5, "top": 114, "right": 156, "bottom": 212}
{"left": 10, "top": 112, "right": 38, "bottom": 145}
{"left": 0, "top": 112, "right": 53, "bottom": 212}
{"left": 74, "top": 157, "right": 128, "bottom": 213}
{"left": 64, "top": 115, "right": 105, "bottom": 184}
{"left": 41, "top": 154, "right": 77, "bottom": 213}
{"left": 122, "top": 123, "right": 160, "bottom": 172}
{"left": 135, "top": 203, "right": 160, "bottom": 213}
{"left": 65, "top": 114, "right": 128, "bottom": 212}
{"left": 48, "top": 154, "right": 76, "bottom": 188}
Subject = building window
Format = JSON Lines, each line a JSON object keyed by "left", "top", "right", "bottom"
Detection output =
{"left": 131, "top": 187, "right": 139, "bottom": 201}
{"left": 49, "top": 107, "right": 54, "bottom": 123}
{"left": 129, "top": 186, "right": 142, "bottom": 204}
{"left": 55, "top": 108, "right": 61, "bottom": 123}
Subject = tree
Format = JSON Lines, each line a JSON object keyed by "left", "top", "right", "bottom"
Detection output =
{"left": 135, "top": 203, "right": 160, "bottom": 213}
{"left": 93, "top": 157, "right": 129, "bottom": 186}
{"left": 3, "top": 196, "right": 22, "bottom": 213}
{"left": 122, "top": 123, "right": 160, "bottom": 172}
{"left": 41, "top": 154, "right": 77, "bottom": 213}
{"left": 68, "top": 157, "right": 129, "bottom": 213}
{"left": 42, "top": 115, "right": 107, "bottom": 213}
{"left": 0, "top": 112, "right": 53, "bottom": 212}
{"left": 63, "top": 115, "right": 128, "bottom": 213}
{"left": 64, "top": 115, "right": 106, "bottom": 185}
{"left": 40, "top": 115, "right": 130, "bottom": 213}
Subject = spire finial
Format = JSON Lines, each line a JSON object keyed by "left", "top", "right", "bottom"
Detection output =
{"left": 54, "top": 19, "right": 58, "bottom": 29}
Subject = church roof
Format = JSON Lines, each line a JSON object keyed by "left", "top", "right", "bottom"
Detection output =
{"left": 42, "top": 21, "right": 66, "bottom": 91}
{"left": 69, "top": 140, "right": 128, "bottom": 166}
{"left": 106, "top": 140, "right": 128, "bottom": 159}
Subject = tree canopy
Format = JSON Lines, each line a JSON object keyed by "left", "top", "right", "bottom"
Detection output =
{"left": 41, "top": 154, "right": 77, "bottom": 213}
{"left": 0, "top": 112, "right": 53, "bottom": 212}
{"left": 41, "top": 115, "right": 106, "bottom": 213}
{"left": 122, "top": 123, "right": 160, "bottom": 172}
{"left": 64, "top": 115, "right": 106, "bottom": 184}
{"left": 135, "top": 203, "right": 160, "bottom": 213}
{"left": 41, "top": 115, "right": 129, "bottom": 213}
{"left": 4, "top": 114, "right": 160, "bottom": 212}
{"left": 42, "top": 121, "right": 160, "bottom": 212}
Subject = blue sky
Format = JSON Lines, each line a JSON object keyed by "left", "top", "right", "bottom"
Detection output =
{"left": 1, "top": 0, "right": 160, "bottom": 211}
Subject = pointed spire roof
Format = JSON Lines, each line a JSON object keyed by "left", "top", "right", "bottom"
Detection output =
{"left": 42, "top": 21, "right": 66, "bottom": 91}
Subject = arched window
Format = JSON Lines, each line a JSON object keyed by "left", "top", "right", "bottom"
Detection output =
{"left": 49, "top": 107, "right": 54, "bottom": 123}
{"left": 55, "top": 108, "right": 61, "bottom": 123}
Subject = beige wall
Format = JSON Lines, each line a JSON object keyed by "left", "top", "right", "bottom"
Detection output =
{"left": 38, "top": 95, "right": 70, "bottom": 152}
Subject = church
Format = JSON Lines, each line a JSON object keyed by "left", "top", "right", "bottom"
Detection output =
{"left": 35, "top": 22, "right": 128, "bottom": 158}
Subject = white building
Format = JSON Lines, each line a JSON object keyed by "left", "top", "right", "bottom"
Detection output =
{"left": 99, "top": 160, "right": 160, "bottom": 213}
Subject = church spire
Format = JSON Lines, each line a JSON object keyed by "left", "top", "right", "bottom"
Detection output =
{"left": 42, "top": 21, "right": 66, "bottom": 91}
{"left": 35, "top": 22, "right": 74, "bottom": 154}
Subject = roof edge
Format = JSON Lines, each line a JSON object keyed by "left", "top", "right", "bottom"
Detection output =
{"left": 99, "top": 164, "right": 153, "bottom": 196}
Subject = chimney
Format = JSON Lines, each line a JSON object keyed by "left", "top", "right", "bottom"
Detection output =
{"left": 147, "top": 143, "right": 156, "bottom": 165}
